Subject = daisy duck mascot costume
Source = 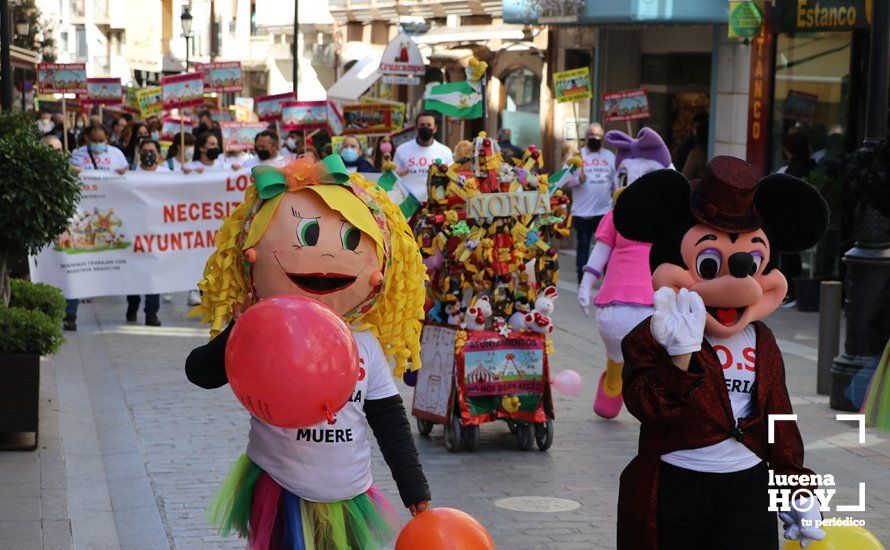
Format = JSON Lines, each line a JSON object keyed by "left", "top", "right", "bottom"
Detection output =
{"left": 576, "top": 127, "right": 673, "bottom": 419}
{"left": 613, "top": 156, "right": 828, "bottom": 549}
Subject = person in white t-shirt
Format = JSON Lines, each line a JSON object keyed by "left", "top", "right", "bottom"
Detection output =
{"left": 184, "top": 131, "right": 228, "bottom": 172}
{"left": 185, "top": 174, "right": 431, "bottom": 548}
{"left": 69, "top": 124, "right": 129, "bottom": 175}
{"left": 224, "top": 146, "right": 252, "bottom": 170}
{"left": 242, "top": 130, "right": 288, "bottom": 169}
{"left": 572, "top": 122, "right": 616, "bottom": 281}
{"left": 393, "top": 111, "right": 453, "bottom": 203}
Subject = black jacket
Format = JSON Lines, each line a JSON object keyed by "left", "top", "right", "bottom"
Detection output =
{"left": 185, "top": 323, "right": 431, "bottom": 507}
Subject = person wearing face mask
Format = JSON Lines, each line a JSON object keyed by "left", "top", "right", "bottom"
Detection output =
{"left": 109, "top": 116, "right": 128, "bottom": 149}
{"left": 37, "top": 111, "right": 56, "bottom": 136}
{"left": 243, "top": 130, "right": 287, "bottom": 169}
{"left": 573, "top": 122, "right": 616, "bottom": 282}
{"left": 392, "top": 111, "right": 453, "bottom": 202}
{"left": 339, "top": 135, "right": 377, "bottom": 173}
{"left": 185, "top": 132, "right": 227, "bottom": 173}
{"left": 192, "top": 109, "right": 223, "bottom": 145}
{"left": 134, "top": 139, "right": 170, "bottom": 172}
{"left": 373, "top": 136, "right": 394, "bottom": 170}
{"left": 283, "top": 131, "right": 302, "bottom": 157}
{"left": 165, "top": 133, "right": 197, "bottom": 173}
{"left": 69, "top": 124, "right": 130, "bottom": 174}
{"left": 124, "top": 122, "right": 152, "bottom": 167}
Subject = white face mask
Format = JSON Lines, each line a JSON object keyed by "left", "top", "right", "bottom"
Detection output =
{"left": 184, "top": 146, "right": 195, "bottom": 162}
{"left": 38, "top": 119, "right": 55, "bottom": 133}
{"left": 285, "top": 137, "right": 297, "bottom": 150}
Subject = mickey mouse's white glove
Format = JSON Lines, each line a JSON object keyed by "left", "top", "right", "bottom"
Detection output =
{"left": 650, "top": 287, "right": 706, "bottom": 356}
{"left": 780, "top": 496, "right": 826, "bottom": 548}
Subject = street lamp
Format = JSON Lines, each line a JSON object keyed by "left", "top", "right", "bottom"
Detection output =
{"left": 14, "top": 13, "right": 29, "bottom": 39}
{"left": 181, "top": 6, "right": 194, "bottom": 71}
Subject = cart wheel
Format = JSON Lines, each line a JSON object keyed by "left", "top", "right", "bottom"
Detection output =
{"left": 462, "top": 424, "right": 480, "bottom": 451}
{"left": 515, "top": 422, "right": 533, "bottom": 451}
{"left": 507, "top": 421, "right": 518, "bottom": 435}
{"left": 416, "top": 418, "right": 434, "bottom": 437}
{"left": 444, "top": 414, "right": 464, "bottom": 452}
{"left": 534, "top": 419, "right": 554, "bottom": 451}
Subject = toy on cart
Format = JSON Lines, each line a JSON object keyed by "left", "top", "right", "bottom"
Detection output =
{"left": 410, "top": 133, "right": 575, "bottom": 451}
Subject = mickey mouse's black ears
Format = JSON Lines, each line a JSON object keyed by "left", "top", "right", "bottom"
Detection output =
{"left": 755, "top": 174, "right": 829, "bottom": 252}
{"left": 613, "top": 169, "right": 692, "bottom": 243}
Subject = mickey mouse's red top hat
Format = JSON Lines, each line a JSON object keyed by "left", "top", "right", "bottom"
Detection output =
{"left": 690, "top": 155, "right": 763, "bottom": 233}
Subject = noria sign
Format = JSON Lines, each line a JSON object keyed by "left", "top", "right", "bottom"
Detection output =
{"left": 29, "top": 170, "right": 250, "bottom": 299}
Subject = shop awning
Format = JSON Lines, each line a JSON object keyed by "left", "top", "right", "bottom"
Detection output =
{"left": 327, "top": 52, "right": 383, "bottom": 102}
{"left": 412, "top": 24, "right": 528, "bottom": 45}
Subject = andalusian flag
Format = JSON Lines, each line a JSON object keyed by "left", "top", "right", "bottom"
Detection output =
{"left": 548, "top": 155, "right": 583, "bottom": 192}
{"left": 377, "top": 170, "right": 422, "bottom": 219}
{"left": 424, "top": 81, "right": 483, "bottom": 119}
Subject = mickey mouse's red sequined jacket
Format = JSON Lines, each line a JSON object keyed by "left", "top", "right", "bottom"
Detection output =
{"left": 617, "top": 319, "right": 815, "bottom": 549}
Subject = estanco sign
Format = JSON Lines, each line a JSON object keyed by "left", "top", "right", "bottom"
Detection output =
{"left": 787, "top": 0, "right": 872, "bottom": 31}
{"left": 378, "top": 33, "right": 425, "bottom": 77}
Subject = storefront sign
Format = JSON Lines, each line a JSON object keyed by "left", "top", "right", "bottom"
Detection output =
{"left": 466, "top": 192, "right": 550, "bottom": 219}
{"left": 378, "top": 33, "right": 424, "bottom": 76}
{"left": 81, "top": 78, "right": 122, "bottom": 105}
{"left": 786, "top": 0, "right": 871, "bottom": 31}
{"left": 342, "top": 103, "right": 394, "bottom": 135}
{"left": 29, "top": 169, "right": 248, "bottom": 300}
{"left": 553, "top": 68, "right": 593, "bottom": 104}
{"left": 161, "top": 72, "right": 205, "bottom": 109}
{"left": 281, "top": 100, "right": 328, "bottom": 131}
{"left": 36, "top": 63, "right": 87, "bottom": 94}
{"left": 221, "top": 121, "right": 268, "bottom": 152}
{"left": 255, "top": 92, "right": 295, "bottom": 121}
{"left": 602, "top": 89, "right": 650, "bottom": 121}
{"left": 746, "top": 5, "right": 775, "bottom": 175}
{"left": 135, "top": 86, "right": 164, "bottom": 118}
{"left": 728, "top": 1, "right": 763, "bottom": 39}
{"left": 383, "top": 75, "right": 421, "bottom": 86}
{"left": 194, "top": 61, "right": 244, "bottom": 93}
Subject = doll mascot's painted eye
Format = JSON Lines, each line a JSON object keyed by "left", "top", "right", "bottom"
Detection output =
{"left": 297, "top": 217, "right": 320, "bottom": 246}
{"left": 340, "top": 222, "right": 361, "bottom": 251}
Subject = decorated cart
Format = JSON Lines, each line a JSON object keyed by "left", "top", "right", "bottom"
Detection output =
{"left": 408, "top": 133, "right": 578, "bottom": 451}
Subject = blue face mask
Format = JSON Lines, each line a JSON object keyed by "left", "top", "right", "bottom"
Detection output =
{"left": 89, "top": 142, "right": 108, "bottom": 154}
{"left": 341, "top": 147, "right": 359, "bottom": 163}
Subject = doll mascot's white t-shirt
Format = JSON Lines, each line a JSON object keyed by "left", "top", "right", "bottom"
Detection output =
{"left": 246, "top": 330, "right": 399, "bottom": 502}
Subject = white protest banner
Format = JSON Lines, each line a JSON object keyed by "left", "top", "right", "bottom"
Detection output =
{"left": 29, "top": 169, "right": 251, "bottom": 299}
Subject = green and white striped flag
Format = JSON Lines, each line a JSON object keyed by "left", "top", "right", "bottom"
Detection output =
{"left": 548, "top": 163, "right": 579, "bottom": 192}
{"left": 424, "top": 81, "right": 483, "bottom": 119}
{"left": 377, "top": 170, "right": 422, "bottom": 219}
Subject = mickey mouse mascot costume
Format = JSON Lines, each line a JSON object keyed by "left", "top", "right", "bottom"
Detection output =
{"left": 613, "top": 156, "right": 828, "bottom": 549}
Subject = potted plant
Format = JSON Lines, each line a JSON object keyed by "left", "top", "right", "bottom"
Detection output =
{"left": 0, "top": 112, "right": 80, "bottom": 450}
{"left": 0, "top": 281, "right": 66, "bottom": 450}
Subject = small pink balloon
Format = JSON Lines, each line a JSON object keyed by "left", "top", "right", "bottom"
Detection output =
{"left": 551, "top": 370, "right": 583, "bottom": 397}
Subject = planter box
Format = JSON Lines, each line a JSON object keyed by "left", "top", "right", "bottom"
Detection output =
{"left": 0, "top": 354, "right": 39, "bottom": 451}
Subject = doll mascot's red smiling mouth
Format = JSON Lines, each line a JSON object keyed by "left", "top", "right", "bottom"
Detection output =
{"left": 612, "top": 156, "right": 830, "bottom": 549}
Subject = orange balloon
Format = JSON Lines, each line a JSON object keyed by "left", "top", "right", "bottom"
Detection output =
{"left": 396, "top": 508, "right": 495, "bottom": 550}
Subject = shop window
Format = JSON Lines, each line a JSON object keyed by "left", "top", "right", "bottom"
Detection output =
{"left": 770, "top": 32, "right": 852, "bottom": 173}
{"left": 500, "top": 69, "right": 541, "bottom": 149}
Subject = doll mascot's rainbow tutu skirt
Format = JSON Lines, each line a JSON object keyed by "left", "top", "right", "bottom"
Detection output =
{"left": 210, "top": 455, "right": 399, "bottom": 550}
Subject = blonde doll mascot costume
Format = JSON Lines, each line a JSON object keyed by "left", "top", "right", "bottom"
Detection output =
{"left": 185, "top": 155, "right": 431, "bottom": 549}
{"left": 577, "top": 128, "right": 673, "bottom": 419}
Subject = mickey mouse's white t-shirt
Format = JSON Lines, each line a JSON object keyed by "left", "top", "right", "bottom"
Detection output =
{"left": 661, "top": 325, "right": 761, "bottom": 473}
{"left": 246, "top": 330, "right": 399, "bottom": 502}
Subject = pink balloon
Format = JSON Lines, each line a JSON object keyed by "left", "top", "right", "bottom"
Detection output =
{"left": 551, "top": 370, "right": 583, "bottom": 397}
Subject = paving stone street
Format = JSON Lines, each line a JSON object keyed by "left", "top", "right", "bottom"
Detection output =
{"left": 2, "top": 254, "right": 890, "bottom": 549}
